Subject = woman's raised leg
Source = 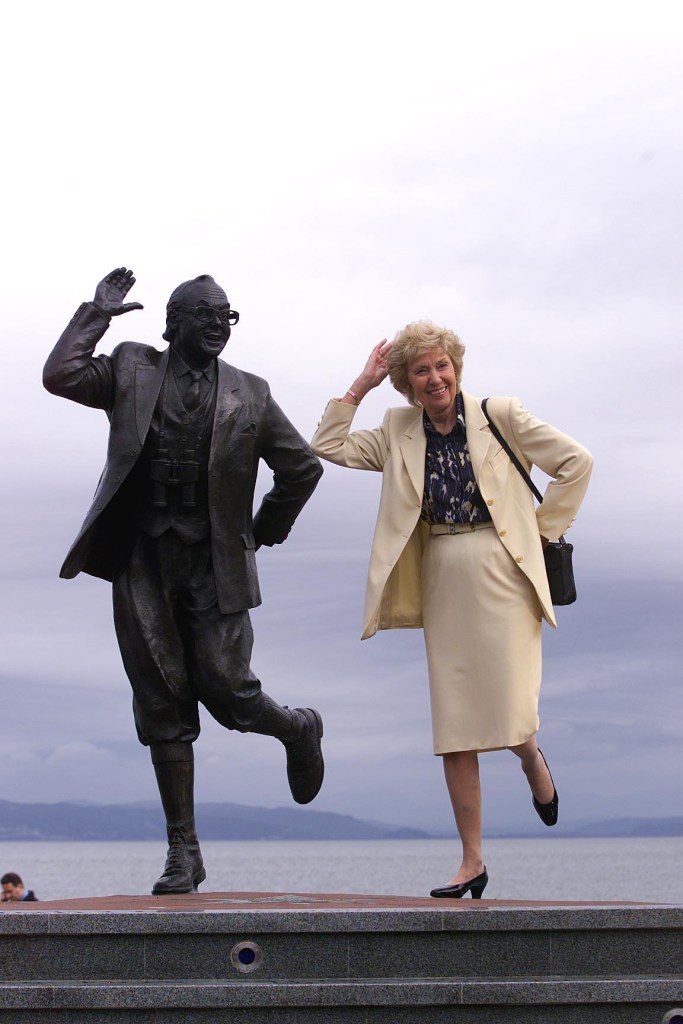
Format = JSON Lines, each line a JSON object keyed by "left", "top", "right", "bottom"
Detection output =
{"left": 509, "top": 736, "right": 555, "bottom": 803}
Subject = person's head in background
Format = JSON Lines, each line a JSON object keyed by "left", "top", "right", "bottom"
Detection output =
{"left": 1, "top": 872, "right": 27, "bottom": 901}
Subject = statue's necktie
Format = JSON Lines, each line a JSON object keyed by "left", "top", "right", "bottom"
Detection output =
{"left": 185, "top": 370, "right": 204, "bottom": 411}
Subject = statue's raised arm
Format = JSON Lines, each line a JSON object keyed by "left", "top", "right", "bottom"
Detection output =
{"left": 43, "top": 266, "right": 143, "bottom": 411}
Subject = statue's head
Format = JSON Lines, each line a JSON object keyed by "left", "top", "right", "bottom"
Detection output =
{"left": 163, "top": 275, "right": 239, "bottom": 365}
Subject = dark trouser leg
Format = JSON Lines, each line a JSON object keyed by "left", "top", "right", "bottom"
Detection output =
{"left": 113, "top": 534, "right": 201, "bottom": 747}
{"left": 190, "top": 592, "right": 295, "bottom": 743}
{"left": 184, "top": 568, "right": 325, "bottom": 804}
{"left": 186, "top": 605, "right": 300, "bottom": 741}
{"left": 113, "top": 535, "right": 204, "bottom": 893}
{"left": 180, "top": 584, "right": 288, "bottom": 737}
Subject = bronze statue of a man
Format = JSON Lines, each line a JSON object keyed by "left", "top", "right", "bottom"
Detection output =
{"left": 43, "top": 268, "right": 324, "bottom": 893}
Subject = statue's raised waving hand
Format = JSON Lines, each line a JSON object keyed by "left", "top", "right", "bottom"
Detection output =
{"left": 93, "top": 267, "right": 144, "bottom": 316}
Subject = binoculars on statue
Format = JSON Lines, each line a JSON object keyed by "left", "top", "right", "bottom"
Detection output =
{"left": 150, "top": 457, "right": 199, "bottom": 509}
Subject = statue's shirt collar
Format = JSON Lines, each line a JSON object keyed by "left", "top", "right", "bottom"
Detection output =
{"left": 171, "top": 349, "right": 216, "bottom": 383}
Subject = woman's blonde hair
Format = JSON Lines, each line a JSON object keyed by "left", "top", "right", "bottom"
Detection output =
{"left": 386, "top": 320, "right": 465, "bottom": 407}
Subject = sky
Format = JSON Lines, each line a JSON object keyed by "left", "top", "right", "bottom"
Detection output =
{"left": 1, "top": 0, "right": 681, "bottom": 834}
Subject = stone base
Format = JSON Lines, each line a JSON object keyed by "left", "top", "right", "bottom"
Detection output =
{"left": 1, "top": 892, "right": 681, "bottom": 1022}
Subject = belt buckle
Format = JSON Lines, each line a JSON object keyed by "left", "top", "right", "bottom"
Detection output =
{"left": 448, "top": 524, "right": 457, "bottom": 535}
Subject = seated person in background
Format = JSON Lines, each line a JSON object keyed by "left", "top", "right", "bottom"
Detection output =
{"left": 1, "top": 873, "right": 38, "bottom": 902}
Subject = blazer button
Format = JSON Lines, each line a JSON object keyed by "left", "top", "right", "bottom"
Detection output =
{"left": 487, "top": 499, "right": 494, "bottom": 506}
{"left": 515, "top": 555, "right": 524, "bottom": 563}
{"left": 499, "top": 529, "right": 507, "bottom": 537}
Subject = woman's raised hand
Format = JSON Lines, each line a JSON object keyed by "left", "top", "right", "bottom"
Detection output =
{"left": 360, "top": 339, "right": 392, "bottom": 390}
{"left": 342, "top": 339, "right": 393, "bottom": 404}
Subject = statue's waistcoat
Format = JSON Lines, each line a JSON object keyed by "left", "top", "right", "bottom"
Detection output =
{"left": 131, "top": 367, "right": 217, "bottom": 545}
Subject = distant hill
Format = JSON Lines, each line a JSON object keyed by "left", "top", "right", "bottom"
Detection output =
{"left": 0, "top": 800, "right": 680, "bottom": 841}
{"left": 487, "top": 817, "right": 683, "bottom": 839}
{"left": 571, "top": 817, "right": 683, "bottom": 838}
{"left": 0, "top": 800, "right": 429, "bottom": 841}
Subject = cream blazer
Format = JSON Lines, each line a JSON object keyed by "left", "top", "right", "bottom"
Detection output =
{"left": 311, "top": 392, "right": 593, "bottom": 639}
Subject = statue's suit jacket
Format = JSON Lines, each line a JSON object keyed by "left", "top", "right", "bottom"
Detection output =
{"left": 311, "top": 394, "right": 593, "bottom": 639}
{"left": 43, "top": 302, "right": 323, "bottom": 614}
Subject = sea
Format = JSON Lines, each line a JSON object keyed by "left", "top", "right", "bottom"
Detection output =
{"left": 1, "top": 837, "right": 681, "bottom": 904}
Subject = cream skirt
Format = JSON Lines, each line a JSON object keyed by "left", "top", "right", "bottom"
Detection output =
{"left": 422, "top": 524, "right": 543, "bottom": 755}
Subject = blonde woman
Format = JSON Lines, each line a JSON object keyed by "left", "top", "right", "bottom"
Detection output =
{"left": 311, "top": 323, "right": 593, "bottom": 898}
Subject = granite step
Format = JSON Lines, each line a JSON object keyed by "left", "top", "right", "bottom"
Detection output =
{"left": 0, "top": 975, "right": 680, "bottom": 1023}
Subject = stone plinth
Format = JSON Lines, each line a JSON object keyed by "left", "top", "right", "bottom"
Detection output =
{"left": 1, "top": 892, "right": 681, "bottom": 1022}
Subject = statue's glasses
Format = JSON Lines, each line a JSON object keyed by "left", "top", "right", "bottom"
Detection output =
{"left": 174, "top": 304, "right": 240, "bottom": 326}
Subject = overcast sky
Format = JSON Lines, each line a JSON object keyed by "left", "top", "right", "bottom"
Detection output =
{"left": 1, "top": 1, "right": 681, "bottom": 834}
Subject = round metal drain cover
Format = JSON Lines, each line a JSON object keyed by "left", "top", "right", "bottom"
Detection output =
{"left": 230, "top": 940, "right": 263, "bottom": 973}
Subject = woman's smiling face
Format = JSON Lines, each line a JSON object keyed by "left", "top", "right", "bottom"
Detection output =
{"left": 406, "top": 347, "right": 457, "bottom": 418}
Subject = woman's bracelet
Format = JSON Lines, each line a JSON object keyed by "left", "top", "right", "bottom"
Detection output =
{"left": 346, "top": 388, "right": 361, "bottom": 405}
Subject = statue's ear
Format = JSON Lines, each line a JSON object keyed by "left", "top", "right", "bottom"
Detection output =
{"left": 162, "top": 308, "right": 178, "bottom": 343}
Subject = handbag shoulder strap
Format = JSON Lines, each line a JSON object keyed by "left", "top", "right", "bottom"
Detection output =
{"left": 481, "top": 397, "right": 544, "bottom": 504}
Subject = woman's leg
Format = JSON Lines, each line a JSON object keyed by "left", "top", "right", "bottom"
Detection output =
{"left": 509, "top": 736, "right": 555, "bottom": 803}
{"left": 442, "top": 751, "right": 485, "bottom": 883}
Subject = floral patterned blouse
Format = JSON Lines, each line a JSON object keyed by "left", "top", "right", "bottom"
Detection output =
{"left": 421, "top": 391, "right": 492, "bottom": 525}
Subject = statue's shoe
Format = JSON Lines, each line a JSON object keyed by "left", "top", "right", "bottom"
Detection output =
{"left": 152, "top": 822, "right": 206, "bottom": 895}
{"left": 284, "top": 708, "right": 324, "bottom": 804}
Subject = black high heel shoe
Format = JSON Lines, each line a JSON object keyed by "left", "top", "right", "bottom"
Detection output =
{"left": 532, "top": 748, "right": 558, "bottom": 827}
{"left": 430, "top": 868, "right": 488, "bottom": 899}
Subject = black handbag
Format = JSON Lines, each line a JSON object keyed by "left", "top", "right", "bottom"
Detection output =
{"left": 481, "top": 398, "right": 577, "bottom": 606}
